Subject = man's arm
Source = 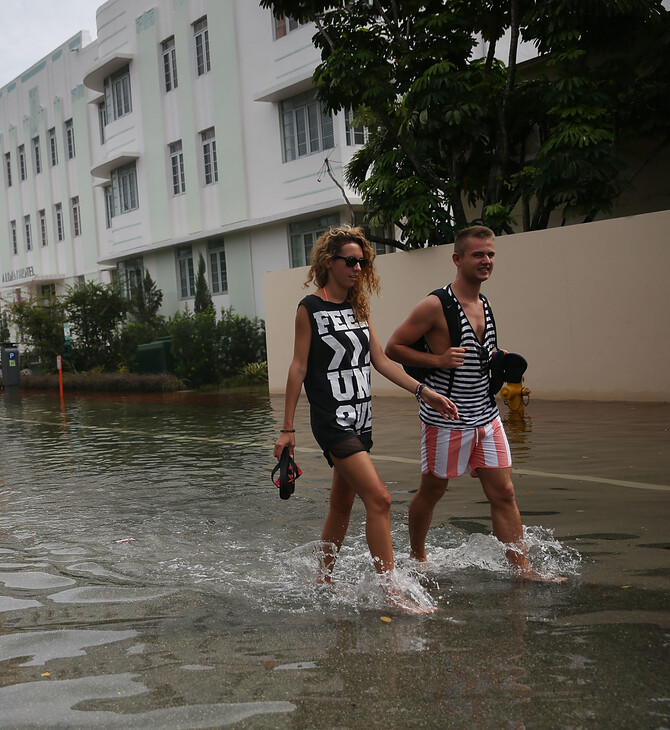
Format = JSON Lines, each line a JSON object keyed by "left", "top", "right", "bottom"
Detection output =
{"left": 385, "top": 295, "right": 466, "bottom": 370}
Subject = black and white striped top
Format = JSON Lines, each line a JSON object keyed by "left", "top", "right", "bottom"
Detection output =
{"left": 420, "top": 285, "right": 499, "bottom": 429}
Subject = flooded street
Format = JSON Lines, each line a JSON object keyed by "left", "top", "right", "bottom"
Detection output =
{"left": 0, "top": 391, "right": 668, "bottom": 728}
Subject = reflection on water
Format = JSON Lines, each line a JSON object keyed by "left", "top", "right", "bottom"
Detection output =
{"left": 0, "top": 391, "right": 667, "bottom": 728}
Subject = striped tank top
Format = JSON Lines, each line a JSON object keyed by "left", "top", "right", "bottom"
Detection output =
{"left": 420, "top": 285, "right": 499, "bottom": 429}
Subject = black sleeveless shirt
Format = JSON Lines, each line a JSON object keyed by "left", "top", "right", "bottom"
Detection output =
{"left": 299, "top": 294, "right": 372, "bottom": 453}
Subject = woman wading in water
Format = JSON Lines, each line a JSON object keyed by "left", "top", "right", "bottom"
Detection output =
{"left": 274, "top": 226, "right": 459, "bottom": 614}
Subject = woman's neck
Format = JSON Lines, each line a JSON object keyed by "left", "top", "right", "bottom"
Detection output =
{"left": 322, "top": 282, "right": 348, "bottom": 303}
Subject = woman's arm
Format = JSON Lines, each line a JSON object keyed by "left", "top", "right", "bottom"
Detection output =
{"left": 274, "top": 305, "right": 312, "bottom": 459}
{"left": 369, "top": 324, "right": 459, "bottom": 421}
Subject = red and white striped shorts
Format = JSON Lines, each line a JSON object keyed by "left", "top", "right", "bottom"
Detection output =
{"left": 421, "top": 416, "right": 512, "bottom": 479}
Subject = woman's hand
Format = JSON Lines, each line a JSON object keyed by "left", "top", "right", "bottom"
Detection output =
{"left": 273, "top": 431, "right": 296, "bottom": 460}
{"left": 421, "top": 387, "right": 459, "bottom": 421}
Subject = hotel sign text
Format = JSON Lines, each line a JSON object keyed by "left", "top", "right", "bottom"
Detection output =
{"left": 2, "top": 266, "right": 35, "bottom": 283}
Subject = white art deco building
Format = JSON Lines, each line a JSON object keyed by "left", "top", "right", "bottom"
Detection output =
{"left": 0, "top": 0, "right": 373, "bottom": 321}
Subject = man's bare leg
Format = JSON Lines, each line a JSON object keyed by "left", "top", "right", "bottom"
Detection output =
{"left": 408, "top": 472, "right": 448, "bottom": 561}
{"left": 478, "top": 466, "right": 557, "bottom": 579}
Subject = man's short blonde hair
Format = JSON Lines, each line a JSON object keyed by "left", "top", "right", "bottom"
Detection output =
{"left": 454, "top": 225, "right": 494, "bottom": 256}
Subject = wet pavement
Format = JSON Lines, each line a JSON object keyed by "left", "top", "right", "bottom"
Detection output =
{"left": 0, "top": 390, "right": 668, "bottom": 728}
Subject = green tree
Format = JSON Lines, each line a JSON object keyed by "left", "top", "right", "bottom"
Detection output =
{"left": 129, "top": 270, "right": 165, "bottom": 338}
{"left": 261, "top": 0, "right": 669, "bottom": 246}
{"left": 64, "top": 281, "right": 128, "bottom": 371}
{"left": 8, "top": 295, "right": 65, "bottom": 372}
{"left": 194, "top": 254, "right": 214, "bottom": 314}
{"left": 0, "top": 310, "right": 11, "bottom": 343}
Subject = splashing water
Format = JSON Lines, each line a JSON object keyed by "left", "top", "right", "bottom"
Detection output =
{"left": 155, "top": 523, "right": 579, "bottom": 615}
{"left": 418, "top": 525, "right": 581, "bottom": 581}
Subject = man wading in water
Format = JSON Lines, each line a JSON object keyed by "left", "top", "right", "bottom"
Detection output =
{"left": 386, "top": 225, "right": 564, "bottom": 581}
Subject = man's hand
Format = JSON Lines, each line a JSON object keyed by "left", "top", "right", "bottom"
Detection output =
{"left": 436, "top": 347, "right": 467, "bottom": 370}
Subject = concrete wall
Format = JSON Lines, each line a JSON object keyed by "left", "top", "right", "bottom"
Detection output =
{"left": 264, "top": 210, "right": 670, "bottom": 402}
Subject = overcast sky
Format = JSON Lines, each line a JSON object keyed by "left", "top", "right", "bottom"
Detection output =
{"left": 0, "top": 0, "right": 98, "bottom": 88}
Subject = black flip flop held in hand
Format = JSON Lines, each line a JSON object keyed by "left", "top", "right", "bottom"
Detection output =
{"left": 271, "top": 447, "right": 302, "bottom": 500}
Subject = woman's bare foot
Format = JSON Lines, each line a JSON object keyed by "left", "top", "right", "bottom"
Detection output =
{"left": 516, "top": 568, "right": 567, "bottom": 583}
{"left": 378, "top": 572, "right": 437, "bottom": 615}
{"left": 409, "top": 551, "right": 428, "bottom": 562}
{"left": 383, "top": 589, "right": 437, "bottom": 615}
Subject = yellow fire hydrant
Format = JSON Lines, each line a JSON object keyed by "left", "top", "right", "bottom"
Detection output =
{"left": 500, "top": 380, "right": 531, "bottom": 417}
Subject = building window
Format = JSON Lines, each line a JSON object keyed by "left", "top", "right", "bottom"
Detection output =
{"left": 345, "top": 109, "right": 369, "bottom": 146}
{"left": 18, "top": 145, "right": 27, "bottom": 180}
{"left": 4, "top": 152, "right": 11, "bottom": 187}
{"left": 169, "top": 140, "right": 185, "bottom": 194}
{"left": 281, "top": 90, "right": 334, "bottom": 162}
{"left": 71, "top": 196, "right": 81, "bottom": 237}
{"left": 41, "top": 283, "right": 56, "bottom": 299}
{"left": 201, "top": 127, "right": 218, "bottom": 184}
{"left": 104, "top": 65, "right": 132, "bottom": 122}
{"left": 176, "top": 246, "right": 195, "bottom": 299}
{"left": 193, "top": 17, "right": 210, "bottom": 76}
{"left": 39, "top": 209, "right": 48, "bottom": 246}
{"left": 24, "top": 215, "right": 32, "bottom": 251}
{"left": 65, "top": 119, "right": 75, "bottom": 159}
{"left": 209, "top": 240, "right": 228, "bottom": 294}
{"left": 49, "top": 127, "right": 58, "bottom": 166}
{"left": 162, "top": 36, "right": 178, "bottom": 92}
{"left": 10, "top": 220, "right": 17, "bottom": 256}
{"left": 98, "top": 102, "right": 107, "bottom": 144}
{"left": 274, "top": 16, "right": 301, "bottom": 39}
{"left": 117, "top": 258, "right": 143, "bottom": 298}
{"left": 32, "top": 136, "right": 42, "bottom": 175}
{"left": 105, "top": 162, "right": 139, "bottom": 221}
{"left": 54, "top": 203, "right": 64, "bottom": 242}
{"left": 104, "top": 187, "right": 113, "bottom": 228}
{"left": 289, "top": 214, "right": 340, "bottom": 268}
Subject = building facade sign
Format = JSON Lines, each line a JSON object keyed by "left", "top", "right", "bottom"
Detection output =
{"left": 2, "top": 266, "right": 35, "bottom": 283}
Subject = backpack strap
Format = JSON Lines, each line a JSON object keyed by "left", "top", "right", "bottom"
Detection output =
{"left": 430, "top": 287, "right": 461, "bottom": 347}
{"left": 479, "top": 293, "right": 497, "bottom": 349}
{"left": 428, "top": 287, "right": 461, "bottom": 398}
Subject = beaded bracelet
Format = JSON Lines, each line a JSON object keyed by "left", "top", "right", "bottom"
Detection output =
{"left": 414, "top": 383, "right": 427, "bottom": 403}
{"left": 280, "top": 429, "right": 295, "bottom": 433}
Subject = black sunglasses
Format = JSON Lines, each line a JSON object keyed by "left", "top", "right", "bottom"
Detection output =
{"left": 332, "top": 255, "right": 369, "bottom": 269}
{"left": 473, "top": 343, "right": 490, "bottom": 376}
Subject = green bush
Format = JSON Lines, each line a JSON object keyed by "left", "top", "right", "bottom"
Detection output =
{"left": 166, "top": 309, "right": 219, "bottom": 387}
{"left": 165, "top": 307, "right": 267, "bottom": 387}
{"left": 117, "top": 321, "right": 166, "bottom": 372}
{"left": 217, "top": 308, "right": 267, "bottom": 378}
{"left": 20, "top": 372, "right": 184, "bottom": 393}
{"left": 64, "top": 281, "right": 128, "bottom": 371}
{"left": 240, "top": 361, "right": 268, "bottom": 383}
{"left": 8, "top": 296, "right": 65, "bottom": 373}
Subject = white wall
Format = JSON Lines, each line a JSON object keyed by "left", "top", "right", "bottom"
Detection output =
{"left": 264, "top": 210, "right": 670, "bottom": 402}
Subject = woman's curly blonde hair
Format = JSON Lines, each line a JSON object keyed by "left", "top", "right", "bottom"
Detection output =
{"left": 305, "top": 225, "right": 380, "bottom": 322}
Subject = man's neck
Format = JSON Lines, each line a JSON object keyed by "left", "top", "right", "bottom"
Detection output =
{"left": 450, "top": 276, "right": 481, "bottom": 303}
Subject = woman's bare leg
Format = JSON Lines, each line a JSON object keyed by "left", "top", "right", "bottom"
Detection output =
{"left": 328, "top": 451, "right": 393, "bottom": 574}
{"left": 319, "top": 468, "right": 356, "bottom": 581}
{"left": 326, "top": 451, "right": 436, "bottom": 614}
